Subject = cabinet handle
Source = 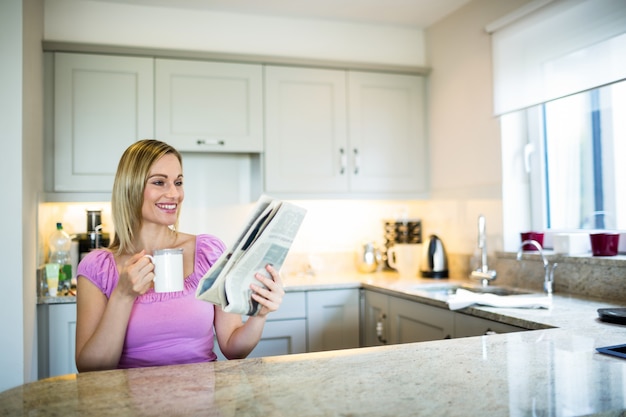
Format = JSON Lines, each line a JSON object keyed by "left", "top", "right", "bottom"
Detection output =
{"left": 339, "top": 148, "right": 347, "bottom": 175}
{"left": 376, "top": 313, "right": 387, "bottom": 344}
{"left": 196, "top": 139, "right": 225, "bottom": 146}
{"left": 353, "top": 148, "right": 360, "bottom": 175}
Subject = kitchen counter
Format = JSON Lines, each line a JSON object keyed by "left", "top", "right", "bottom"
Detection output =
{"left": 14, "top": 272, "right": 626, "bottom": 416}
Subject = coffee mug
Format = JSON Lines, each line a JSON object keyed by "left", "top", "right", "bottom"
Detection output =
{"left": 589, "top": 233, "right": 620, "bottom": 256}
{"left": 387, "top": 244, "right": 421, "bottom": 277}
{"left": 145, "top": 248, "right": 184, "bottom": 292}
{"left": 520, "top": 232, "right": 544, "bottom": 251}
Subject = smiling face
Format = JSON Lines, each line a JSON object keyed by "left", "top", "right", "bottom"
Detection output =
{"left": 141, "top": 153, "right": 184, "bottom": 227}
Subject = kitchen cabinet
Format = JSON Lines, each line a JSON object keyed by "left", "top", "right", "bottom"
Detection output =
{"left": 264, "top": 66, "right": 348, "bottom": 193}
{"left": 155, "top": 59, "right": 263, "bottom": 153}
{"left": 307, "top": 289, "right": 360, "bottom": 352}
{"left": 37, "top": 303, "right": 78, "bottom": 379}
{"left": 364, "top": 290, "right": 521, "bottom": 345}
{"left": 362, "top": 289, "right": 390, "bottom": 347}
{"left": 53, "top": 53, "right": 154, "bottom": 192}
{"left": 363, "top": 291, "right": 454, "bottom": 345}
{"left": 347, "top": 71, "right": 427, "bottom": 194}
{"left": 389, "top": 295, "right": 454, "bottom": 343}
{"left": 454, "top": 312, "right": 526, "bottom": 338}
{"left": 214, "top": 291, "right": 307, "bottom": 360}
{"left": 247, "top": 291, "right": 307, "bottom": 358}
{"left": 264, "top": 66, "right": 427, "bottom": 197}
{"left": 216, "top": 288, "right": 360, "bottom": 359}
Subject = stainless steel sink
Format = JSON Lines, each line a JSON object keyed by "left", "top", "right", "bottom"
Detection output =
{"left": 402, "top": 283, "right": 533, "bottom": 298}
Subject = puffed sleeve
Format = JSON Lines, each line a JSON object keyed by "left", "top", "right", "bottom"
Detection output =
{"left": 193, "top": 234, "right": 227, "bottom": 278}
{"left": 76, "top": 249, "right": 119, "bottom": 298}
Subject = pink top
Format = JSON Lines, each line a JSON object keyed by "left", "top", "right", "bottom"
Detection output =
{"left": 77, "top": 234, "right": 226, "bottom": 369}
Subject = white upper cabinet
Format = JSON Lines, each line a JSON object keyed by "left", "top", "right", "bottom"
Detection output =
{"left": 155, "top": 59, "right": 263, "bottom": 153}
{"left": 264, "top": 66, "right": 349, "bottom": 193}
{"left": 348, "top": 71, "right": 428, "bottom": 194}
{"left": 54, "top": 53, "right": 154, "bottom": 192}
{"left": 50, "top": 51, "right": 426, "bottom": 197}
{"left": 264, "top": 65, "right": 428, "bottom": 197}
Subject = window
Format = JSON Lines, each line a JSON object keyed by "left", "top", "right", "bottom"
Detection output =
{"left": 526, "top": 79, "right": 626, "bottom": 232}
{"left": 491, "top": 0, "right": 626, "bottom": 251}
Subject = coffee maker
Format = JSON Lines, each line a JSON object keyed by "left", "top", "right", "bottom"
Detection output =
{"left": 77, "top": 209, "right": 110, "bottom": 260}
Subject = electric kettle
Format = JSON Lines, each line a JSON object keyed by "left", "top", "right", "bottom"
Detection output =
{"left": 420, "top": 235, "right": 449, "bottom": 278}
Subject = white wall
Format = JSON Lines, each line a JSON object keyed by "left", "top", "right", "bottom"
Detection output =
{"left": 0, "top": 0, "right": 44, "bottom": 392}
{"left": 22, "top": 0, "right": 45, "bottom": 387}
{"left": 39, "top": 0, "right": 534, "bottom": 260}
{"left": 44, "top": 0, "right": 426, "bottom": 68}
{"left": 423, "top": 0, "right": 532, "bottom": 254}
{"left": 0, "top": 0, "right": 26, "bottom": 392}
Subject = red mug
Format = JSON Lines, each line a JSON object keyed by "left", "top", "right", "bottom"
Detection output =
{"left": 520, "top": 232, "right": 544, "bottom": 251}
{"left": 589, "top": 233, "right": 620, "bottom": 256}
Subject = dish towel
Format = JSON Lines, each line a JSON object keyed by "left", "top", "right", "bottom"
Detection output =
{"left": 447, "top": 289, "right": 552, "bottom": 311}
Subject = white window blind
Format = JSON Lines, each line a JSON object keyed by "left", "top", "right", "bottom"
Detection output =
{"left": 488, "top": 0, "right": 626, "bottom": 116}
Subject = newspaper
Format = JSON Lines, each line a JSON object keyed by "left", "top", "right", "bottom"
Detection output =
{"left": 196, "top": 195, "right": 306, "bottom": 316}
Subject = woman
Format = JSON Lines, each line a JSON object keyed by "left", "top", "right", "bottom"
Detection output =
{"left": 75, "top": 139, "right": 284, "bottom": 372}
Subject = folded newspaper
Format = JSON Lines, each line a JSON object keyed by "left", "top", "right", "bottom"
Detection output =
{"left": 196, "top": 195, "right": 306, "bottom": 316}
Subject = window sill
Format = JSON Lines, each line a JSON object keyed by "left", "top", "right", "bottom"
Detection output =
{"left": 497, "top": 250, "right": 626, "bottom": 266}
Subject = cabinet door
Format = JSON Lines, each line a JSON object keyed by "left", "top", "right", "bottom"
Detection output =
{"left": 388, "top": 296, "right": 454, "bottom": 343}
{"left": 454, "top": 313, "right": 526, "bottom": 338}
{"left": 155, "top": 59, "right": 263, "bottom": 153}
{"left": 38, "top": 303, "right": 78, "bottom": 378}
{"left": 247, "top": 319, "right": 307, "bottom": 358}
{"left": 264, "top": 66, "right": 349, "bottom": 193}
{"left": 362, "top": 290, "right": 390, "bottom": 347}
{"left": 214, "top": 292, "right": 307, "bottom": 360}
{"left": 348, "top": 71, "right": 428, "bottom": 194}
{"left": 54, "top": 53, "right": 154, "bottom": 192}
{"left": 307, "top": 289, "right": 360, "bottom": 352}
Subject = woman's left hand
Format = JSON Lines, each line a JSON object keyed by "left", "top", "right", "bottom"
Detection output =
{"left": 250, "top": 264, "right": 284, "bottom": 317}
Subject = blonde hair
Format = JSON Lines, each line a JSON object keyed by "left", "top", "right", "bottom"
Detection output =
{"left": 109, "top": 139, "right": 183, "bottom": 255}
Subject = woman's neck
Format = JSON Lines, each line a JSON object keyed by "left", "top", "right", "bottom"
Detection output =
{"left": 137, "top": 225, "right": 178, "bottom": 254}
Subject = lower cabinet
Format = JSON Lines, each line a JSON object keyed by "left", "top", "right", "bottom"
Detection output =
{"left": 453, "top": 312, "right": 526, "bottom": 338}
{"left": 362, "top": 290, "right": 390, "bottom": 347}
{"left": 38, "top": 289, "right": 528, "bottom": 373}
{"left": 389, "top": 296, "right": 454, "bottom": 343}
{"left": 246, "top": 318, "right": 307, "bottom": 359}
{"left": 307, "top": 289, "right": 360, "bottom": 352}
{"left": 215, "top": 291, "right": 307, "bottom": 360}
{"left": 38, "top": 303, "right": 78, "bottom": 379}
{"left": 363, "top": 291, "right": 454, "bottom": 346}
{"left": 246, "top": 291, "right": 308, "bottom": 359}
{"left": 362, "top": 289, "right": 527, "bottom": 345}
{"left": 217, "top": 288, "right": 361, "bottom": 359}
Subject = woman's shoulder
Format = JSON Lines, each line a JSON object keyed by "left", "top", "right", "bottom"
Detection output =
{"left": 77, "top": 249, "right": 115, "bottom": 270}
{"left": 196, "top": 233, "right": 226, "bottom": 250}
{"left": 196, "top": 234, "right": 226, "bottom": 255}
{"left": 76, "top": 249, "right": 118, "bottom": 296}
{"left": 194, "top": 234, "right": 226, "bottom": 270}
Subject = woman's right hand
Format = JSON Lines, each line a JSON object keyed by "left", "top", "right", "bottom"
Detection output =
{"left": 116, "top": 250, "right": 155, "bottom": 298}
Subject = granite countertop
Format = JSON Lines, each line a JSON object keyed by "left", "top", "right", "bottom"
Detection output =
{"left": 15, "top": 272, "right": 626, "bottom": 416}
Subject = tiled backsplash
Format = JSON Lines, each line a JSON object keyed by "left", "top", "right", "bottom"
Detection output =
{"left": 492, "top": 252, "right": 626, "bottom": 302}
{"left": 285, "top": 249, "right": 626, "bottom": 303}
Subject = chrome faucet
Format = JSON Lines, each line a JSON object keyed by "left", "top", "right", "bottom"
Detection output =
{"left": 516, "top": 240, "right": 558, "bottom": 295}
{"left": 470, "top": 214, "right": 497, "bottom": 286}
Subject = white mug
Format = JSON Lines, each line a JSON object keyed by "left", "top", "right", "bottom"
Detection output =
{"left": 145, "top": 248, "right": 184, "bottom": 293}
{"left": 387, "top": 244, "right": 421, "bottom": 277}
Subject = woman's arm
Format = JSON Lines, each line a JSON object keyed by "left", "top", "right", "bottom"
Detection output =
{"left": 214, "top": 264, "right": 284, "bottom": 359}
{"left": 75, "top": 278, "right": 135, "bottom": 371}
{"left": 75, "top": 251, "right": 155, "bottom": 372}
